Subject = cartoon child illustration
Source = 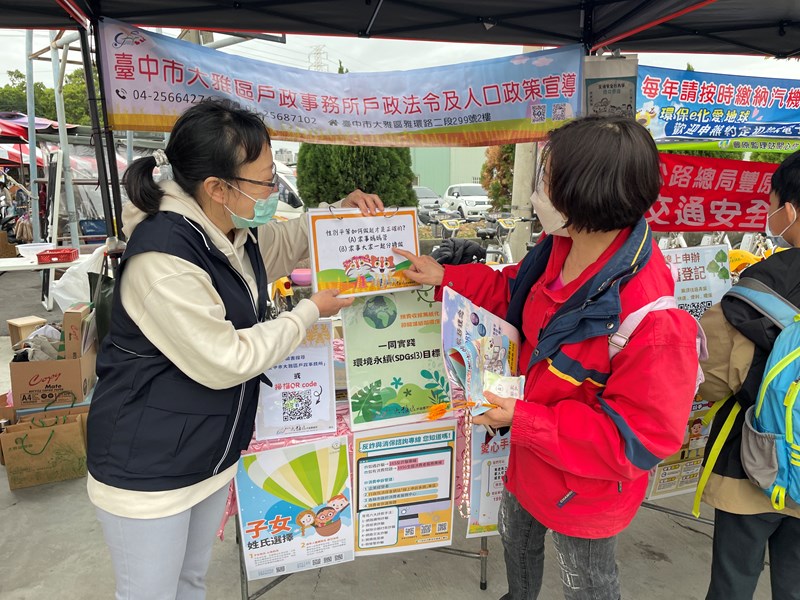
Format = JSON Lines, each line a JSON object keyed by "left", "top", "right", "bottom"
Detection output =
{"left": 315, "top": 506, "right": 337, "bottom": 528}
{"left": 313, "top": 506, "right": 342, "bottom": 537}
{"left": 296, "top": 510, "right": 316, "bottom": 536}
{"left": 688, "top": 418, "right": 706, "bottom": 449}
{"left": 328, "top": 494, "right": 350, "bottom": 520}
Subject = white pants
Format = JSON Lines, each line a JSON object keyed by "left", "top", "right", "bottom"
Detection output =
{"left": 95, "top": 486, "right": 229, "bottom": 600}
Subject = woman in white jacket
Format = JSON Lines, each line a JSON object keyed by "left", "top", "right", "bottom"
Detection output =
{"left": 86, "top": 99, "right": 382, "bottom": 600}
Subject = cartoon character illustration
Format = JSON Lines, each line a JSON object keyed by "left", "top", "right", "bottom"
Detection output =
{"left": 314, "top": 506, "right": 342, "bottom": 536}
{"left": 636, "top": 101, "right": 667, "bottom": 139}
{"left": 636, "top": 105, "right": 658, "bottom": 129}
{"left": 328, "top": 493, "right": 350, "bottom": 518}
{"left": 484, "top": 335, "right": 508, "bottom": 374}
{"left": 344, "top": 255, "right": 373, "bottom": 289}
{"left": 593, "top": 97, "right": 610, "bottom": 115}
{"left": 370, "top": 255, "right": 395, "bottom": 288}
{"left": 315, "top": 506, "right": 336, "bottom": 527}
{"left": 296, "top": 510, "right": 316, "bottom": 536}
{"left": 688, "top": 418, "right": 707, "bottom": 449}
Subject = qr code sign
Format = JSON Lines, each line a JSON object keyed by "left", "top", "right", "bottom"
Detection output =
{"left": 530, "top": 104, "right": 546, "bottom": 123}
{"left": 403, "top": 526, "right": 416, "bottom": 538}
{"left": 420, "top": 524, "right": 432, "bottom": 535}
{"left": 282, "top": 390, "right": 313, "bottom": 422}
{"left": 552, "top": 103, "right": 567, "bottom": 121}
{"left": 436, "top": 522, "right": 448, "bottom": 534}
{"left": 679, "top": 301, "right": 712, "bottom": 320}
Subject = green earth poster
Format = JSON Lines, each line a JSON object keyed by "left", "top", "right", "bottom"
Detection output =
{"left": 342, "top": 289, "right": 449, "bottom": 431}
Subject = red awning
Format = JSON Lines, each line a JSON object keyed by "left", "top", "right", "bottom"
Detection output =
{"left": 0, "top": 119, "right": 28, "bottom": 145}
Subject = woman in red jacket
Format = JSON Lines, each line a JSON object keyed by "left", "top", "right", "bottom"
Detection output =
{"left": 397, "top": 116, "right": 699, "bottom": 599}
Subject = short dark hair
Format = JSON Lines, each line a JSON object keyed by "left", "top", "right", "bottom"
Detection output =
{"left": 770, "top": 150, "right": 800, "bottom": 208}
{"left": 539, "top": 115, "right": 661, "bottom": 233}
{"left": 124, "top": 98, "right": 271, "bottom": 215}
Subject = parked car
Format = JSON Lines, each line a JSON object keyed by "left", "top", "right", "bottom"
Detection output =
{"left": 417, "top": 207, "right": 461, "bottom": 225}
{"left": 272, "top": 160, "right": 305, "bottom": 220}
{"left": 442, "top": 183, "right": 491, "bottom": 218}
{"left": 413, "top": 186, "right": 441, "bottom": 209}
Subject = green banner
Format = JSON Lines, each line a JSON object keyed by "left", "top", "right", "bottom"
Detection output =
{"left": 657, "top": 138, "right": 800, "bottom": 154}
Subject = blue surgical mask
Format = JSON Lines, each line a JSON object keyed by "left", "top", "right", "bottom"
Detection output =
{"left": 224, "top": 182, "right": 278, "bottom": 229}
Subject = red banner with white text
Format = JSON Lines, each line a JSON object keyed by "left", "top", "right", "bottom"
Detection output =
{"left": 647, "top": 154, "right": 778, "bottom": 232}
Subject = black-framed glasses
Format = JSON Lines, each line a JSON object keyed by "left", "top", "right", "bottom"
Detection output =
{"left": 232, "top": 163, "right": 278, "bottom": 188}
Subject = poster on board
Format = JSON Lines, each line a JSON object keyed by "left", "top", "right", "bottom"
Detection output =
{"left": 255, "top": 321, "right": 336, "bottom": 440}
{"left": 466, "top": 426, "right": 510, "bottom": 538}
{"left": 661, "top": 244, "right": 732, "bottom": 320}
{"left": 646, "top": 395, "right": 715, "bottom": 500}
{"left": 342, "top": 289, "right": 448, "bottom": 430}
{"left": 307, "top": 207, "right": 421, "bottom": 298}
{"left": 235, "top": 437, "right": 354, "bottom": 580}
{"left": 353, "top": 420, "right": 456, "bottom": 555}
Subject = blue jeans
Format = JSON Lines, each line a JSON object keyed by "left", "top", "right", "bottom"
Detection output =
{"left": 497, "top": 489, "right": 621, "bottom": 600}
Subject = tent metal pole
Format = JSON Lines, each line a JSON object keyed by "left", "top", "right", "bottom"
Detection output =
{"left": 91, "top": 21, "right": 125, "bottom": 240}
{"left": 78, "top": 24, "right": 117, "bottom": 241}
{"left": 49, "top": 30, "right": 81, "bottom": 248}
{"left": 126, "top": 131, "right": 134, "bottom": 165}
{"left": 581, "top": 0, "right": 596, "bottom": 54}
{"left": 25, "top": 30, "right": 41, "bottom": 242}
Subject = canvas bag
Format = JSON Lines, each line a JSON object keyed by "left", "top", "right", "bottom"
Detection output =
{"left": 726, "top": 277, "right": 800, "bottom": 510}
{"left": 0, "top": 414, "right": 87, "bottom": 490}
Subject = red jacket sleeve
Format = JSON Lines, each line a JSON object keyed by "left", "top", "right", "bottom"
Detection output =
{"left": 434, "top": 262, "right": 521, "bottom": 317}
{"left": 511, "top": 309, "right": 698, "bottom": 481}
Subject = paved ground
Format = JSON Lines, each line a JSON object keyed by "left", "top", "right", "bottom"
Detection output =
{"left": 0, "top": 271, "right": 774, "bottom": 599}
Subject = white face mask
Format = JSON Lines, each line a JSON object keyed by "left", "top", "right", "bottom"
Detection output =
{"left": 765, "top": 203, "right": 797, "bottom": 245}
{"left": 530, "top": 182, "right": 569, "bottom": 237}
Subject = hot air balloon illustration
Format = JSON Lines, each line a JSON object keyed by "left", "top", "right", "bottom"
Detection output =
{"left": 242, "top": 441, "right": 350, "bottom": 537}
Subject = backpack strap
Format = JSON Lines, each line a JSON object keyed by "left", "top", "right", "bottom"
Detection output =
{"left": 693, "top": 398, "right": 741, "bottom": 517}
{"left": 609, "top": 295, "right": 708, "bottom": 394}
{"left": 609, "top": 296, "right": 678, "bottom": 360}
{"left": 725, "top": 277, "right": 800, "bottom": 330}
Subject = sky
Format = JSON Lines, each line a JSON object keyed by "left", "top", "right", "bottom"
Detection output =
{"left": 2, "top": 28, "right": 799, "bottom": 155}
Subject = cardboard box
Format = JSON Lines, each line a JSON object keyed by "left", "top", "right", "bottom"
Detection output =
{"left": 10, "top": 344, "right": 97, "bottom": 409}
{"left": 7, "top": 316, "right": 47, "bottom": 347}
{"left": 62, "top": 302, "right": 93, "bottom": 360}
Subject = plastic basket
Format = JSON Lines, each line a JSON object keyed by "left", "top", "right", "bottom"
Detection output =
{"left": 36, "top": 247, "right": 79, "bottom": 264}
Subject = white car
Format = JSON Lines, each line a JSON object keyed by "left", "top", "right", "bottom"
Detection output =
{"left": 442, "top": 183, "right": 491, "bottom": 218}
{"left": 271, "top": 161, "right": 305, "bottom": 220}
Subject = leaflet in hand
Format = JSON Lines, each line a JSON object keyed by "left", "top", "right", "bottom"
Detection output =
{"left": 441, "top": 287, "right": 523, "bottom": 416}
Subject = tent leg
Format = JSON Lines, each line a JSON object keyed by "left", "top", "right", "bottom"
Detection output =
{"left": 25, "top": 31, "right": 41, "bottom": 242}
{"left": 78, "top": 24, "right": 117, "bottom": 241}
{"left": 91, "top": 21, "right": 125, "bottom": 241}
